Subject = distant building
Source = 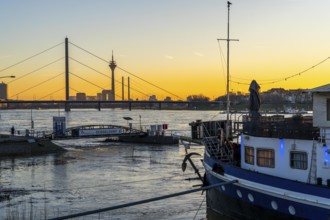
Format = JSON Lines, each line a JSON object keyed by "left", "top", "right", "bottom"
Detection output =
{"left": 149, "top": 95, "right": 157, "bottom": 101}
{"left": 97, "top": 93, "right": 102, "bottom": 100}
{"left": 102, "top": 90, "right": 114, "bottom": 101}
{"left": 164, "top": 96, "right": 172, "bottom": 101}
{"left": 69, "top": 96, "right": 76, "bottom": 101}
{"left": 0, "top": 82, "right": 8, "bottom": 100}
{"left": 86, "top": 96, "right": 97, "bottom": 101}
{"left": 76, "top": 92, "right": 86, "bottom": 101}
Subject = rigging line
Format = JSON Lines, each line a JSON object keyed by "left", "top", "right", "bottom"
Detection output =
{"left": 230, "top": 80, "right": 250, "bottom": 86}
{"left": 231, "top": 56, "right": 330, "bottom": 86}
{"left": 117, "top": 66, "right": 183, "bottom": 100}
{"left": 7, "top": 57, "right": 64, "bottom": 84}
{"left": 69, "top": 41, "right": 183, "bottom": 100}
{"left": 279, "top": 56, "right": 330, "bottom": 81}
{"left": 0, "top": 42, "right": 64, "bottom": 73}
{"left": 217, "top": 40, "right": 227, "bottom": 84}
{"left": 37, "top": 88, "right": 64, "bottom": 100}
{"left": 10, "top": 72, "right": 64, "bottom": 98}
{"left": 231, "top": 75, "right": 279, "bottom": 82}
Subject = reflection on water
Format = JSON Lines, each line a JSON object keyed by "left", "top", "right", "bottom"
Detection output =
{"left": 0, "top": 109, "right": 224, "bottom": 219}
{"left": 1, "top": 143, "right": 206, "bottom": 219}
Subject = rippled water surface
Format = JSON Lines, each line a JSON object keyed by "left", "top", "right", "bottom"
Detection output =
{"left": 0, "top": 109, "right": 225, "bottom": 219}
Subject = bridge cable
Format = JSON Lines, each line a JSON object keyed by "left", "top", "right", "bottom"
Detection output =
{"left": 7, "top": 57, "right": 64, "bottom": 84}
{"left": 69, "top": 87, "right": 82, "bottom": 93}
{"left": 117, "top": 66, "right": 183, "bottom": 100}
{"left": 69, "top": 72, "right": 106, "bottom": 90}
{"left": 37, "top": 87, "right": 64, "bottom": 100}
{"left": 10, "top": 72, "right": 64, "bottom": 98}
{"left": 69, "top": 57, "right": 149, "bottom": 97}
{"left": 69, "top": 41, "right": 183, "bottom": 100}
{"left": 69, "top": 57, "right": 109, "bottom": 78}
{"left": 0, "top": 42, "right": 64, "bottom": 73}
{"left": 70, "top": 71, "right": 123, "bottom": 99}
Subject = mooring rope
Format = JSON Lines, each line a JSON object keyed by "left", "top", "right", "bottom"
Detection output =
{"left": 193, "top": 196, "right": 206, "bottom": 220}
{"left": 48, "top": 180, "right": 238, "bottom": 220}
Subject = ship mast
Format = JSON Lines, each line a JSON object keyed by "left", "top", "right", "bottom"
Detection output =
{"left": 218, "top": 1, "right": 238, "bottom": 138}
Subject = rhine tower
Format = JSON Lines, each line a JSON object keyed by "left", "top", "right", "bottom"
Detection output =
{"left": 109, "top": 51, "right": 117, "bottom": 100}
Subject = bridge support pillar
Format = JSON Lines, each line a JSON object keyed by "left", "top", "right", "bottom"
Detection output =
{"left": 98, "top": 102, "right": 101, "bottom": 111}
{"left": 159, "top": 102, "right": 161, "bottom": 110}
{"left": 65, "top": 102, "right": 70, "bottom": 112}
{"left": 128, "top": 101, "right": 132, "bottom": 111}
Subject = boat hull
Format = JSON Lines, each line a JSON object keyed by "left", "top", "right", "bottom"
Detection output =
{"left": 206, "top": 177, "right": 305, "bottom": 220}
{"left": 204, "top": 157, "right": 330, "bottom": 220}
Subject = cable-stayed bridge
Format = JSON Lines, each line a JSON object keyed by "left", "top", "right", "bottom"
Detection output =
{"left": 0, "top": 38, "right": 220, "bottom": 111}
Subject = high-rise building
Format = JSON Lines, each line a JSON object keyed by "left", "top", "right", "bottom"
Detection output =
{"left": 0, "top": 82, "right": 8, "bottom": 100}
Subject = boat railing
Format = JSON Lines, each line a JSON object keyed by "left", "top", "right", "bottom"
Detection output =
{"left": 200, "top": 121, "right": 234, "bottom": 162}
{"left": 242, "top": 115, "right": 319, "bottom": 140}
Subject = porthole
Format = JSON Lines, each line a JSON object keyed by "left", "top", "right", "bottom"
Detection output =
{"left": 271, "top": 201, "right": 278, "bottom": 210}
{"left": 248, "top": 193, "right": 254, "bottom": 202}
{"left": 288, "top": 205, "right": 296, "bottom": 215}
{"left": 236, "top": 189, "right": 242, "bottom": 198}
{"left": 221, "top": 185, "right": 226, "bottom": 191}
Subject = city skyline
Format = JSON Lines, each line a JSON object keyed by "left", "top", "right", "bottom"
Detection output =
{"left": 1, "top": 0, "right": 330, "bottom": 100}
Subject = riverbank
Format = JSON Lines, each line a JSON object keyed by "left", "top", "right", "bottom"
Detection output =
{"left": 0, "top": 135, "right": 67, "bottom": 157}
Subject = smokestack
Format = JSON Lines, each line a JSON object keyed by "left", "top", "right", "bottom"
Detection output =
{"left": 128, "top": 77, "right": 130, "bottom": 101}
{"left": 122, "top": 76, "right": 124, "bottom": 100}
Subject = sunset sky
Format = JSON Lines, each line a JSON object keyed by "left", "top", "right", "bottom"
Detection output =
{"left": 0, "top": 0, "right": 329, "bottom": 100}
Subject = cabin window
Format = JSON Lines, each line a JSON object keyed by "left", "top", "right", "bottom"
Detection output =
{"left": 257, "top": 149, "right": 275, "bottom": 168}
{"left": 290, "top": 151, "right": 308, "bottom": 170}
{"left": 244, "top": 146, "right": 254, "bottom": 165}
{"left": 327, "top": 99, "right": 330, "bottom": 121}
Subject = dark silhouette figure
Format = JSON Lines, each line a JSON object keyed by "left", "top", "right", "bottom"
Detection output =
{"left": 249, "top": 80, "right": 261, "bottom": 117}
{"left": 248, "top": 80, "right": 261, "bottom": 135}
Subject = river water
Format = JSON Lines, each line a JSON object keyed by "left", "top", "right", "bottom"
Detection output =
{"left": 0, "top": 109, "right": 225, "bottom": 220}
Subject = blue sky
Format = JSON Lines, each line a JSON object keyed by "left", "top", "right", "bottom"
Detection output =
{"left": 1, "top": 0, "right": 330, "bottom": 100}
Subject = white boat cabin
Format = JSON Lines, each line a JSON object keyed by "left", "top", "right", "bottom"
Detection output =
{"left": 241, "top": 84, "right": 330, "bottom": 185}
